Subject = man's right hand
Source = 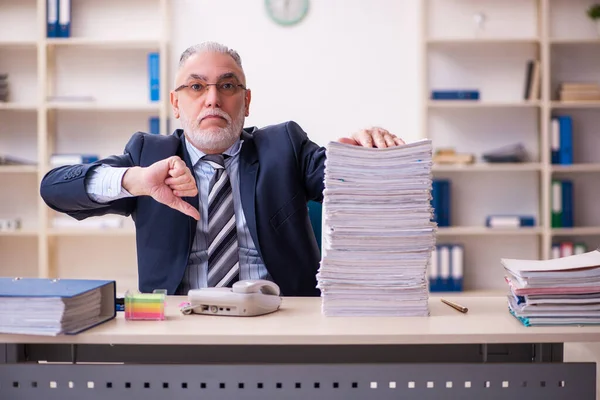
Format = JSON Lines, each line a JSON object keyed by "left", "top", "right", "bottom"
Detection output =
{"left": 122, "top": 156, "right": 200, "bottom": 220}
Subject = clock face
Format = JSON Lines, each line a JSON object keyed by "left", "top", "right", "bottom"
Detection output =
{"left": 265, "top": 0, "right": 309, "bottom": 26}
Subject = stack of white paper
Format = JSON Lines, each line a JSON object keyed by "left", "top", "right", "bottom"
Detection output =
{"left": 502, "top": 249, "right": 600, "bottom": 326}
{"left": 317, "top": 139, "right": 436, "bottom": 316}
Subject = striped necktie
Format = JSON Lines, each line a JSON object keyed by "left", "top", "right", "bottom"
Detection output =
{"left": 203, "top": 154, "right": 240, "bottom": 287}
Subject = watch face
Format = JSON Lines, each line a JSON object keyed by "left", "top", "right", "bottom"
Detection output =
{"left": 265, "top": 0, "right": 309, "bottom": 26}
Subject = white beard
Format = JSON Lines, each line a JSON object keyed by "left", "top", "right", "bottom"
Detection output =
{"left": 180, "top": 107, "right": 245, "bottom": 152}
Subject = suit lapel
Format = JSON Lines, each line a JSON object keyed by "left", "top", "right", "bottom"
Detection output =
{"left": 239, "top": 129, "right": 261, "bottom": 257}
{"left": 175, "top": 130, "right": 199, "bottom": 247}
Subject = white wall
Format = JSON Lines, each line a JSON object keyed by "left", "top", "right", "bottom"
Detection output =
{"left": 169, "top": 0, "right": 423, "bottom": 147}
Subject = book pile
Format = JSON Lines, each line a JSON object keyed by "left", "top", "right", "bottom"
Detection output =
{"left": 558, "top": 82, "right": 600, "bottom": 102}
{"left": 317, "top": 139, "right": 436, "bottom": 316}
{"left": 0, "top": 74, "right": 8, "bottom": 102}
{"left": 502, "top": 249, "right": 600, "bottom": 326}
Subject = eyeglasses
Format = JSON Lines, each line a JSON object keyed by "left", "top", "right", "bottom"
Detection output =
{"left": 174, "top": 81, "right": 247, "bottom": 97}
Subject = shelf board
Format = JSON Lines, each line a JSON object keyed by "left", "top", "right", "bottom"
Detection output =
{"left": 0, "top": 102, "right": 38, "bottom": 111}
{"left": 437, "top": 227, "right": 543, "bottom": 236}
{"left": 427, "top": 38, "right": 539, "bottom": 45}
{"left": 45, "top": 38, "right": 162, "bottom": 49}
{"left": 48, "top": 228, "right": 136, "bottom": 237}
{"left": 46, "top": 102, "right": 160, "bottom": 112}
{"left": 0, "top": 165, "right": 38, "bottom": 174}
{"left": 551, "top": 227, "right": 600, "bottom": 236}
{"left": 550, "top": 38, "right": 600, "bottom": 45}
{"left": 551, "top": 164, "right": 600, "bottom": 173}
{"left": 433, "top": 163, "right": 542, "bottom": 172}
{"left": 0, "top": 229, "right": 38, "bottom": 237}
{"left": 428, "top": 101, "right": 540, "bottom": 109}
{"left": 551, "top": 101, "right": 600, "bottom": 109}
{"left": 0, "top": 40, "right": 37, "bottom": 48}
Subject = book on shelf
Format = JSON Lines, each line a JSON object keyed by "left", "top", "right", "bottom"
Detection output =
{"left": 502, "top": 249, "right": 600, "bottom": 326}
{"left": 523, "top": 60, "right": 540, "bottom": 101}
{"left": 550, "top": 115, "right": 572, "bottom": 165}
{"left": 428, "top": 244, "right": 463, "bottom": 292}
{"left": 551, "top": 179, "right": 573, "bottom": 228}
{"left": 482, "top": 143, "right": 528, "bottom": 163}
{"left": 0, "top": 155, "right": 36, "bottom": 166}
{"left": 552, "top": 242, "right": 586, "bottom": 259}
{"left": 47, "top": 0, "right": 71, "bottom": 38}
{"left": 433, "top": 148, "right": 475, "bottom": 164}
{"left": 0, "top": 73, "right": 8, "bottom": 102}
{"left": 0, "top": 218, "right": 21, "bottom": 232}
{"left": 148, "top": 117, "right": 171, "bottom": 135}
{"left": 430, "top": 90, "right": 479, "bottom": 101}
{"left": 431, "top": 179, "right": 451, "bottom": 227}
{"left": 148, "top": 52, "right": 160, "bottom": 102}
{"left": 486, "top": 215, "right": 535, "bottom": 228}
{"left": 0, "top": 277, "right": 116, "bottom": 336}
{"left": 46, "top": 0, "right": 58, "bottom": 38}
{"left": 58, "top": 0, "right": 71, "bottom": 38}
{"left": 558, "top": 82, "right": 600, "bottom": 102}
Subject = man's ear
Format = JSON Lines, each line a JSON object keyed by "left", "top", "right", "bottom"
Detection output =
{"left": 245, "top": 89, "right": 252, "bottom": 117}
{"left": 170, "top": 90, "right": 180, "bottom": 118}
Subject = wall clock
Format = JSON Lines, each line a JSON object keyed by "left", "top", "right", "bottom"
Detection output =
{"left": 265, "top": 0, "right": 310, "bottom": 26}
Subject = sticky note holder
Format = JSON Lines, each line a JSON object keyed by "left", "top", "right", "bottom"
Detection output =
{"left": 124, "top": 289, "right": 166, "bottom": 320}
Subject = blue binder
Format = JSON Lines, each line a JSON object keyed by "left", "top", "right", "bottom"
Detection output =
{"left": 561, "top": 180, "right": 573, "bottom": 228}
{"left": 148, "top": 53, "right": 160, "bottom": 102}
{"left": 431, "top": 179, "right": 451, "bottom": 227}
{"left": 0, "top": 278, "right": 116, "bottom": 335}
{"left": 149, "top": 116, "right": 160, "bottom": 134}
{"left": 58, "top": 0, "right": 71, "bottom": 38}
{"left": 47, "top": 0, "right": 59, "bottom": 38}
{"left": 431, "top": 90, "right": 480, "bottom": 100}
{"left": 558, "top": 115, "right": 573, "bottom": 165}
{"left": 429, "top": 244, "right": 463, "bottom": 292}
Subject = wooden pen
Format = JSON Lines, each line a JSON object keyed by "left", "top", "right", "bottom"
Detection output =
{"left": 441, "top": 298, "right": 468, "bottom": 313}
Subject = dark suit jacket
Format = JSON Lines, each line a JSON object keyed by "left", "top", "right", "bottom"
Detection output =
{"left": 40, "top": 121, "right": 326, "bottom": 296}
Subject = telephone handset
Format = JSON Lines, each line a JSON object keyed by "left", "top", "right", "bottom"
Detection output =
{"left": 181, "top": 279, "right": 282, "bottom": 317}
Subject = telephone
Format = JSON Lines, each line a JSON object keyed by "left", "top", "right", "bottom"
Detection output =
{"left": 181, "top": 280, "right": 282, "bottom": 317}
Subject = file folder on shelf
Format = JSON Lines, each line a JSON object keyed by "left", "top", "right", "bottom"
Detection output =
{"left": 58, "top": 0, "right": 71, "bottom": 37}
{"left": 148, "top": 53, "right": 160, "bottom": 102}
{"left": 428, "top": 244, "right": 463, "bottom": 292}
{"left": 47, "top": 0, "right": 59, "bottom": 38}
{"left": 0, "top": 278, "right": 116, "bottom": 336}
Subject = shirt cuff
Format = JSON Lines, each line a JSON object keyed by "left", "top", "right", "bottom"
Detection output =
{"left": 85, "top": 164, "right": 134, "bottom": 203}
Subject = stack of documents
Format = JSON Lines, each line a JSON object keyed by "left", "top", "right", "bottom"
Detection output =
{"left": 317, "top": 139, "right": 436, "bottom": 316}
{"left": 502, "top": 249, "right": 600, "bottom": 326}
{"left": 0, "top": 278, "right": 116, "bottom": 335}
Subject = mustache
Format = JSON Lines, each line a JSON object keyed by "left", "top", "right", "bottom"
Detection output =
{"left": 196, "top": 109, "right": 232, "bottom": 124}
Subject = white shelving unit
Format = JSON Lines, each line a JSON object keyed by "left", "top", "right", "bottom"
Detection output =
{"left": 422, "top": 0, "right": 600, "bottom": 292}
{"left": 0, "top": 0, "right": 170, "bottom": 291}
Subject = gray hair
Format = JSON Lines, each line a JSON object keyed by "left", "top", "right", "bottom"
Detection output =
{"left": 178, "top": 42, "right": 243, "bottom": 69}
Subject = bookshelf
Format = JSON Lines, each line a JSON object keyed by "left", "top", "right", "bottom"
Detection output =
{"left": 422, "top": 0, "right": 600, "bottom": 292}
{"left": 0, "top": 0, "right": 170, "bottom": 291}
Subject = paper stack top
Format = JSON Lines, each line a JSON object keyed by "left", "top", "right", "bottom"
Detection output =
{"left": 502, "top": 248, "right": 600, "bottom": 326}
{"left": 317, "top": 139, "right": 436, "bottom": 316}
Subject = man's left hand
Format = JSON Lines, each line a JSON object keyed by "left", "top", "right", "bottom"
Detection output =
{"left": 338, "top": 127, "right": 405, "bottom": 148}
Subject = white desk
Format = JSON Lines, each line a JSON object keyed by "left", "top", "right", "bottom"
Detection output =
{"left": 2, "top": 295, "right": 600, "bottom": 345}
{"left": 0, "top": 295, "right": 597, "bottom": 399}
